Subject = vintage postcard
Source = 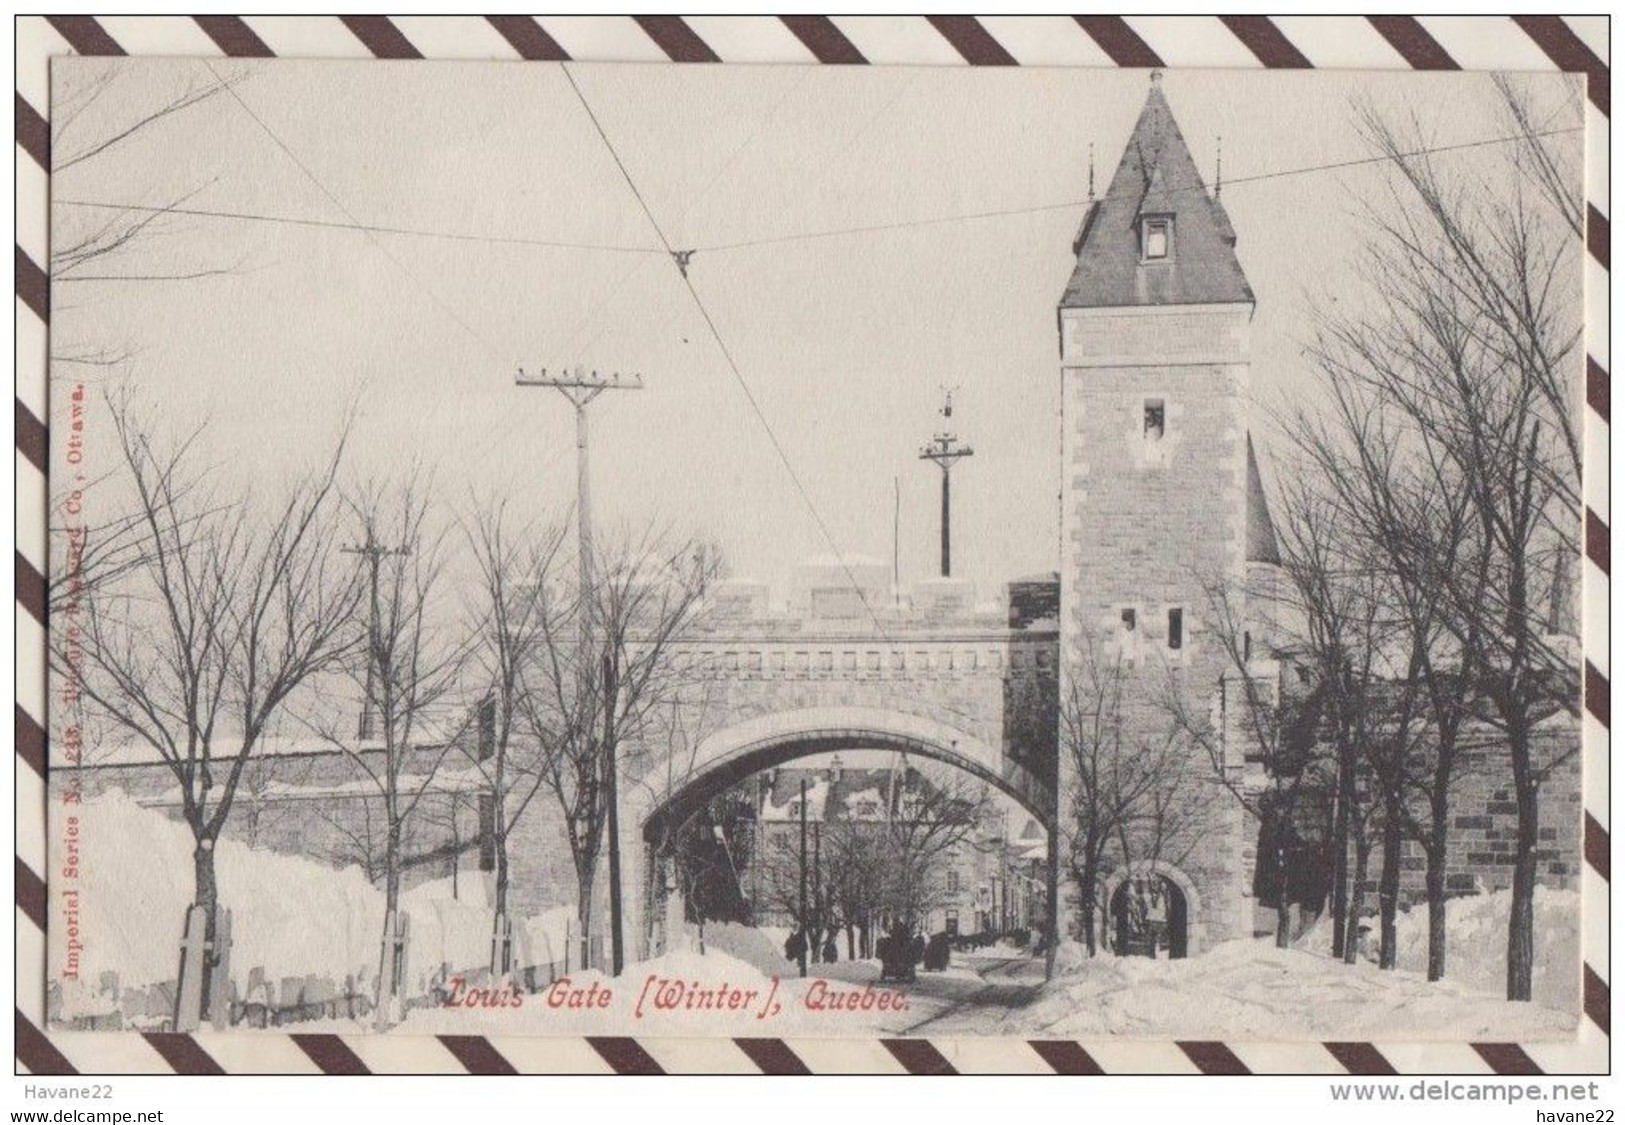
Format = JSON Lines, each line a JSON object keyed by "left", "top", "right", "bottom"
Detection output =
{"left": 44, "top": 55, "right": 1588, "bottom": 1045}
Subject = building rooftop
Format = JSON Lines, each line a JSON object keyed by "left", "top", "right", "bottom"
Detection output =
{"left": 1060, "top": 77, "right": 1253, "bottom": 310}
{"left": 1246, "top": 434, "right": 1282, "bottom": 566}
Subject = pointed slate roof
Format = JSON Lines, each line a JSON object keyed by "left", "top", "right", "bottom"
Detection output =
{"left": 1061, "top": 80, "right": 1253, "bottom": 310}
{"left": 1246, "top": 434, "right": 1281, "bottom": 566}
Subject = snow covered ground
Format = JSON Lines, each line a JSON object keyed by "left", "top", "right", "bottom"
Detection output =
{"left": 968, "top": 938, "right": 1575, "bottom": 1041}
{"left": 393, "top": 924, "right": 1576, "bottom": 1040}
{"left": 54, "top": 793, "right": 538, "bottom": 1021}
{"left": 1299, "top": 887, "right": 1580, "bottom": 1014}
{"left": 57, "top": 796, "right": 1580, "bottom": 1040}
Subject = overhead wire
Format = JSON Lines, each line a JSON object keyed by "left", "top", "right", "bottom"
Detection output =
{"left": 559, "top": 62, "right": 895, "bottom": 640}
{"left": 688, "top": 126, "right": 1584, "bottom": 255}
{"left": 50, "top": 197, "right": 666, "bottom": 257}
{"left": 88, "top": 71, "right": 1581, "bottom": 603}
{"left": 54, "top": 125, "right": 1580, "bottom": 266}
{"left": 202, "top": 60, "right": 513, "bottom": 364}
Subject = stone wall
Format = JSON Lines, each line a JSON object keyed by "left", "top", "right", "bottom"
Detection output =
{"left": 60, "top": 740, "right": 584, "bottom": 928}
{"left": 1058, "top": 300, "right": 1257, "bottom": 950}
{"left": 617, "top": 580, "right": 1061, "bottom": 958}
{"left": 647, "top": 627, "right": 1059, "bottom": 806}
{"left": 1359, "top": 718, "right": 1583, "bottom": 909}
{"left": 64, "top": 575, "right": 1066, "bottom": 965}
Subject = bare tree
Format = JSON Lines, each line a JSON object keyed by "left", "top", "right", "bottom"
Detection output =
{"left": 1106, "top": 723, "right": 1209, "bottom": 958}
{"left": 56, "top": 397, "right": 358, "bottom": 1028}
{"left": 1062, "top": 640, "right": 1206, "bottom": 956}
{"left": 820, "top": 816, "right": 889, "bottom": 959}
{"left": 1061, "top": 648, "right": 1124, "bottom": 956}
{"left": 751, "top": 794, "right": 845, "bottom": 964}
{"left": 750, "top": 762, "right": 990, "bottom": 952}
{"left": 1290, "top": 348, "right": 1494, "bottom": 980}
{"left": 311, "top": 792, "right": 387, "bottom": 883}
{"left": 317, "top": 480, "right": 470, "bottom": 1026}
{"left": 752, "top": 809, "right": 820, "bottom": 956}
{"left": 408, "top": 788, "right": 482, "bottom": 898}
{"left": 233, "top": 752, "right": 316, "bottom": 850}
{"left": 521, "top": 525, "right": 718, "bottom": 973}
{"left": 877, "top": 765, "right": 994, "bottom": 931}
{"left": 51, "top": 61, "right": 245, "bottom": 372}
{"left": 1265, "top": 480, "right": 1391, "bottom": 964}
{"left": 459, "top": 502, "right": 570, "bottom": 973}
{"left": 1313, "top": 82, "right": 1582, "bottom": 999}
{"left": 47, "top": 64, "right": 255, "bottom": 621}
{"left": 1164, "top": 579, "right": 1329, "bottom": 949}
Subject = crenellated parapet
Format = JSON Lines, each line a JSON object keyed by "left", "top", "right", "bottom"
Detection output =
{"left": 675, "top": 564, "right": 1059, "bottom": 684}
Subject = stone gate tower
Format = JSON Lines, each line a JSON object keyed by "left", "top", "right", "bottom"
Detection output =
{"left": 1057, "top": 75, "right": 1273, "bottom": 953}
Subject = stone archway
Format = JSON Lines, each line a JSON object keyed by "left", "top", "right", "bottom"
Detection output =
{"left": 637, "top": 707, "right": 1052, "bottom": 838}
{"left": 622, "top": 707, "right": 1056, "bottom": 962}
{"left": 1102, "top": 860, "right": 1204, "bottom": 958}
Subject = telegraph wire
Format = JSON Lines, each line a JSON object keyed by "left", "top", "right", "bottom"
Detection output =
{"left": 469, "top": 72, "right": 816, "bottom": 491}
{"left": 51, "top": 198, "right": 667, "bottom": 257}
{"left": 560, "top": 62, "right": 894, "bottom": 641}
{"left": 201, "top": 61, "right": 587, "bottom": 496}
{"left": 200, "top": 62, "right": 635, "bottom": 509}
{"left": 690, "top": 126, "right": 1584, "bottom": 254}
{"left": 205, "top": 60, "right": 519, "bottom": 362}
{"left": 560, "top": 65, "right": 680, "bottom": 262}
{"left": 459, "top": 73, "right": 819, "bottom": 503}
{"left": 53, "top": 125, "right": 1579, "bottom": 266}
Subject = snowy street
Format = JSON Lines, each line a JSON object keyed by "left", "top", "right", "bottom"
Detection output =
{"left": 59, "top": 795, "right": 1580, "bottom": 1043}
{"left": 375, "top": 932, "right": 1578, "bottom": 1041}
{"left": 772, "top": 937, "right": 1577, "bottom": 1041}
{"left": 793, "top": 947, "right": 1049, "bottom": 1034}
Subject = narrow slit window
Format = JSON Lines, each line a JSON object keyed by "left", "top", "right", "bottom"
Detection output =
{"left": 1121, "top": 607, "right": 1137, "bottom": 633}
{"left": 1144, "top": 398, "right": 1166, "bottom": 441}
{"left": 1167, "top": 608, "right": 1184, "bottom": 651}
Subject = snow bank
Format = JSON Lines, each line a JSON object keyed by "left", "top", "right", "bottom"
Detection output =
{"left": 999, "top": 935, "right": 1576, "bottom": 1041}
{"left": 62, "top": 792, "right": 382, "bottom": 999}
{"left": 398, "top": 874, "right": 501, "bottom": 988}
{"left": 516, "top": 905, "right": 578, "bottom": 970}
{"left": 1298, "top": 888, "right": 1579, "bottom": 1014}
{"left": 377, "top": 924, "right": 1575, "bottom": 1040}
{"left": 57, "top": 793, "right": 555, "bottom": 1018}
{"left": 687, "top": 921, "right": 793, "bottom": 977}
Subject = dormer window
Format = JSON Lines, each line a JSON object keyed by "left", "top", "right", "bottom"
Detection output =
{"left": 1142, "top": 216, "right": 1172, "bottom": 261}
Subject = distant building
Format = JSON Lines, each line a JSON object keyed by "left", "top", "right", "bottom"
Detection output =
{"left": 739, "top": 757, "right": 1034, "bottom": 939}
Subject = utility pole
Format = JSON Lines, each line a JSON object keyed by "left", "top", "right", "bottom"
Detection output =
{"left": 892, "top": 476, "right": 901, "bottom": 606}
{"left": 516, "top": 364, "right": 644, "bottom": 975}
{"left": 341, "top": 531, "right": 410, "bottom": 1028}
{"left": 341, "top": 533, "right": 410, "bottom": 740}
{"left": 798, "top": 777, "right": 809, "bottom": 979}
{"left": 812, "top": 818, "right": 822, "bottom": 963}
{"left": 918, "top": 389, "right": 972, "bottom": 578}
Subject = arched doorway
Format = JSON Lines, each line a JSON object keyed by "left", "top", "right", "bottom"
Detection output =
{"left": 630, "top": 713, "right": 1056, "bottom": 966}
{"left": 1109, "top": 873, "right": 1189, "bottom": 959}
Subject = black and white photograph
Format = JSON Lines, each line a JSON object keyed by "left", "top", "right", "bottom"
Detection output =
{"left": 38, "top": 38, "right": 1592, "bottom": 1054}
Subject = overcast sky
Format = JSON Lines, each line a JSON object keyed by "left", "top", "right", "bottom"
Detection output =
{"left": 51, "top": 59, "right": 1581, "bottom": 602}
